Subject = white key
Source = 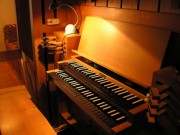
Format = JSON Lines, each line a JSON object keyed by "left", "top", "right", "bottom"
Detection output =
{"left": 92, "top": 98, "right": 101, "bottom": 102}
{"left": 99, "top": 104, "right": 108, "bottom": 108}
{"left": 97, "top": 102, "right": 105, "bottom": 106}
{"left": 81, "top": 90, "right": 89, "bottom": 93}
{"left": 117, "top": 91, "right": 128, "bottom": 95}
{"left": 90, "top": 96, "right": 98, "bottom": 100}
{"left": 83, "top": 92, "right": 92, "bottom": 95}
{"left": 85, "top": 94, "right": 94, "bottom": 97}
{"left": 126, "top": 96, "right": 137, "bottom": 101}
{"left": 77, "top": 87, "right": 86, "bottom": 91}
{"left": 104, "top": 83, "right": 114, "bottom": 87}
{"left": 102, "top": 106, "right": 112, "bottom": 110}
{"left": 111, "top": 87, "right": 123, "bottom": 91}
{"left": 107, "top": 84, "right": 117, "bottom": 89}
{"left": 107, "top": 109, "right": 116, "bottom": 114}
{"left": 116, "top": 116, "right": 125, "bottom": 121}
{"left": 111, "top": 112, "right": 120, "bottom": 117}
{"left": 114, "top": 89, "right": 125, "bottom": 93}
{"left": 123, "top": 93, "right": 133, "bottom": 98}
{"left": 132, "top": 99, "right": 143, "bottom": 104}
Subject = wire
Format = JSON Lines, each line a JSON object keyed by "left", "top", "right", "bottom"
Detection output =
{"left": 77, "top": 5, "right": 82, "bottom": 31}
{"left": 49, "top": 3, "right": 79, "bottom": 27}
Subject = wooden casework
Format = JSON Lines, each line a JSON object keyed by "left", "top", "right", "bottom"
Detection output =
{"left": 53, "top": 31, "right": 81, "bottom": 60}
{"left": 122, "top": 0, "right": 139, "bottom": 9}
{"left": 63, "top": 34, "right": 81, "bottom": 60}
{"left": 160, "top": 0, "right": 180, "bottom": 14}
{"left": 76, "top": 16, "right": 170, "bottom": 88}
{"left": 96, "top": 0, "right": 107, "bottom": 7}
{"left": 108, "top": 0, "right": 121, "bottom": 8}
{"left": 139, "top": 0, "right": 159, "bottom": 11}
{"left": 14, "top": 0, "right": 180, "bottom": 126}
{"left": 85, "top": 0, "right": 95, "bottom": 6}
{"left": 150, "top": 67, "right": 180, "bottom": 135}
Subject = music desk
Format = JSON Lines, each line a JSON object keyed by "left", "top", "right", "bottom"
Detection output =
{"left": 0, "top": 85, "right": 56, "bottom": 135}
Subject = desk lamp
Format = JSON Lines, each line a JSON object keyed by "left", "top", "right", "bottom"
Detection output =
{"left": 49, "top": 3, "right": 78, "bottom": 35}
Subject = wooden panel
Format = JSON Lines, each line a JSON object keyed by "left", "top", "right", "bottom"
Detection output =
{"left": 108, "top": 0, "right": 121, "bottom": 8}
{"left": 0, "top": 61, "right": 21, "bottom": 89}
{"left": 139, "top": 0, "right": 159, "bottom": 11}
{"left": 160, "top": 0, "right": 180, "bottom": 14}
{"left": 171, "top": 0, "right": 180, "bottom": 9}
{"left": 85, "top": 0, "right": 95, "bottom": 6}
{"left": 79, "top": 6, "right": 180, "bottom": 33}
{"left": 76, "top": 16, "right": 170, "bottom": 87}
{"left": 44, "top": 0, "right": 54, "bottom": 20}
{"left": 21, "top": 52, "right": 38, "bottom": 105}
{"left": 68, "top": 0, "right": 79, "bottom": 5}
{"left": 15, "top": 0, "right": 34, "bottom": 60}
{"left": 152, "top": 67, "right": 180, "bottom": 135}
{"left": 96, "top": 0, "right": 107, "bottom": 7}
{"left": 79, "top": 0, "right": 86, "bottom": 5}
{"left": 122, "top": 0, "right": 138, "bottom": 9}
{"left": 63, "top": 34, "right": 81, "bottom": 60}
{"left": 0, "top": 50, "right": 21, "bottom": 62}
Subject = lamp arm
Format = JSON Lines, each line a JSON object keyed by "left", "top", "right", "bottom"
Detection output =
{"left": 56, "top": 4, "right": 78, "bottom": 27}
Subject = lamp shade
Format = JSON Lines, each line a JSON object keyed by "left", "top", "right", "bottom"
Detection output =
{"left": 65, "top": 24, "right": 77, "bottom": 35}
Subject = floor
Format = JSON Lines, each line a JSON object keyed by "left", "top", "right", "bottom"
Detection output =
{"left": 0, "top": 61, "right": 21, "bottom": 89}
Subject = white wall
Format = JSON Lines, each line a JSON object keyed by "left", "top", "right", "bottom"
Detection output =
{"left": 0, "top": 0, "right": 17, "bottom": 52}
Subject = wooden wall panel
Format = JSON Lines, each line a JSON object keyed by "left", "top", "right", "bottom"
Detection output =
{"left": 21, "top": 52, "right": 38, "bottom": 105}
{"left": 68, "top": 0, "right": 79, "bottom": 5}
{"left": 171, "top": 0, "right": 180, "bottom": 9}
{"left": 108, "top": 0, "right": 121, "bottom": 8}
{"left": 139, "top": 0, "right": 159, "bottom": 11}
{"left": 79, "top": 0, "right": 86, "bottom": 5}
{"left": 85, "top": 0, "right": 95, "bottom": 6}
{"left": 79, "top": 6, "right": 180, "bottom": 33}
{"left": 96, "top": 0, "right": 107, "bottom": 7}
{"left": 0, "top": 61, "right": 21, "bottom": 89}
{"left": 0, "top": 50, "right": 21, "bottom": 61}
{"left": 15, "top": 0, "right": 34, "bottom": 60}
{"left": 160, "top": 0, "right": 180, "bottom": 14}
{"left": 122, "top": 0, "right": 138, "bottom": 9}
{"left": 44, "top": 0, "right": 55, "bottom": 20}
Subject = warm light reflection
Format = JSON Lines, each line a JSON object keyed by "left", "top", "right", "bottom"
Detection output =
{"left": 77, "top": 16, "right": 170, "bottom": 87}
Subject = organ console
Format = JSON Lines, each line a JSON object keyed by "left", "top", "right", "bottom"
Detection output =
{"left": 47, "top": 16, "right": 171, "bottom": 135}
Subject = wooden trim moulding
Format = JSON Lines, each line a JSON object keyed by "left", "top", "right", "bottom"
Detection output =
{"left": 0, "top": 50, "right": 21, "bottom": 62}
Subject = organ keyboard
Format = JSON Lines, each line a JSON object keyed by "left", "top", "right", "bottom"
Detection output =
{"left": 47, "top": 16, "right": 171, "bottom": 135}
{"left": 48, "top": 56, "right": 148, "bottom": 135}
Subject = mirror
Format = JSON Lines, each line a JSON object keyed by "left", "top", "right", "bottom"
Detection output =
{"left": 0, "top": 0, "right": 19, "bottom": 52}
